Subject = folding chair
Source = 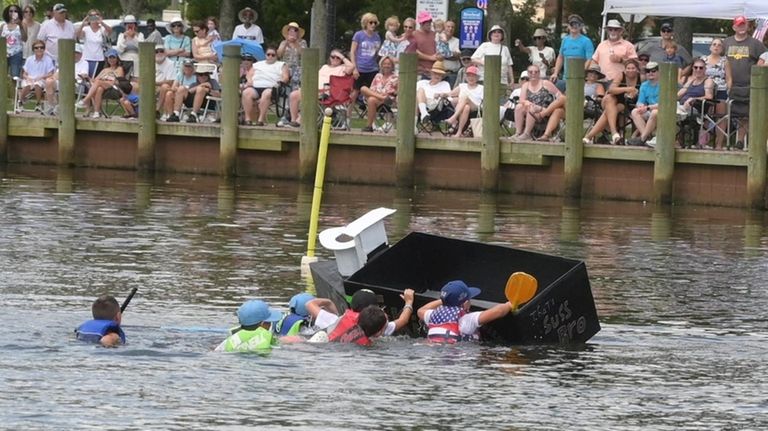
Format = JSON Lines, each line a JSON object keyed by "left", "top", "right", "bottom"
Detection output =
{"left": 13, "top": 76, "right": 45, "bottom": 113}
{"left": 373, "top": 99, "right": 397, "bottom": 133}
{"left": 417, "top": 96, "right": 454, "bottom": 135}
{"left": 318, "top": 74, "right": 355, "bottom": 130}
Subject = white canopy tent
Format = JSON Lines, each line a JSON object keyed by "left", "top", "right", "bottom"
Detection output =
{"left": 602, "top": 0, "right": 768, "bottom": 20}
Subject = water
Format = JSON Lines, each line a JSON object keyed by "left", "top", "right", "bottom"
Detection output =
{"left": 1, "top": 165, "right": 767, "bottom": 430}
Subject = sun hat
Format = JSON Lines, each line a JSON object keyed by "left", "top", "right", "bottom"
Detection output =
{"left": 122, "top": 14, "right": 137, "bottom": 25}
{"left": 605, "top": 19, "right": 624, "bottom": 29}
{"left": 430, "top": 60, "right": 446, "bottom": 75}
{"left": 350, "top": 289, "right": 378, "bottom": 312}
{"left": 440, "top": 280, "right": 481, "bottom": 307}
{"left": 237, "top": 300, "right": 282, "bottom": 326}
{"left": 416, "top": 10, "right": 433, "bottom": 24}
{"left": 238, "top": 7, "right": 258, "bottom": 22}
{"left": 733, "top": 15, "right": 748, "bottom": 27}
{"left": 532, "top": 28, "right": 548, "bottom": 38}
{"left": 281, "top": 22, "right": 305, "bottom": 39}
{"left": 586, "top": 64, "right": 605, "bottom": 79}
{"left": 165, "top": 17, "right": 188, "bottom": 33}
{"left": 487, "top": 24, "right": 505, "bottom": 41}
{"left": 466, "top": 65, "right": 479, "bottom": 76}
{"left": 288, "top": 293, "right": 315, "bottom": 317}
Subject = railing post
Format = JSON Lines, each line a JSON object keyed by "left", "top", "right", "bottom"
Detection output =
{"left": 395, "top": 53, "right": 417, "bottom": 187}
{"left": 0, "top": 38, "right": 7, "bottom": 163}
{"left": 564, "top": 57, "right": 585, "bottom": 198}
{"left": 137, "top": 42, "right": 156, "bottom": 171}
{"left": 299, "top": 48, "right": 320, "bottom": 180}
{"left": 481, "top": 55, "right": 500, "bottom": 191}
{"left": 58, "top": 39, "right": 75, "bottom": 166}
{"left": 747, "top": 65, "right": 768, "bottom": 209}
{"left": 219, "top": 44, "right": 240, "bottom": 177}
{"left": 653, "top": 62, "right": 677, "bottom": 203}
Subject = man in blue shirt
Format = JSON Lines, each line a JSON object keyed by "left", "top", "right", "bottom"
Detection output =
{"left": 629, "top": 62, "right": 661, "bottom": 146}
{"left": 550, "top": 14, "right": 594, "bottom": 92}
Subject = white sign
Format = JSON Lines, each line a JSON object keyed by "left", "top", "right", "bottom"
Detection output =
{"left": 416, "top": 0, "right": 449, "bottom": 22}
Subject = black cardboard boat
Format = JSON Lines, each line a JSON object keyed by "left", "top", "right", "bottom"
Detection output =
{"left": 311, "top": 231, "right": 601, "bottom": 345}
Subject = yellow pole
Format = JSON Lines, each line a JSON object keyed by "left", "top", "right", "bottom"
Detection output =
{"left": 301, "top": 109, "right": 333, "bottom": 272}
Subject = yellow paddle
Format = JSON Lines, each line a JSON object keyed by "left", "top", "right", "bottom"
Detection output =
{"left": 505, "top": 272, "right": 538, "bottom": 311}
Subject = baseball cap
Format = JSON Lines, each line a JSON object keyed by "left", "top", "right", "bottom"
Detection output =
{"left": 466, "top": 65, "right": 479, "bottom": 76}
{"left": 440, "top": 280, "right": 481, "bottom": 307}
{"left": 52, "top": 3, "right": 66, "bottom": 13}
{"left": 105, "top": 48, "right": 119, "bottom": 58}
{"left": 288, "top": 293, "right": 315, "bottom": 317}
{"left": 660, "top": 22, "right": 673, "bottom": 31}
{"left": 568, "top": 14, "right": 584, "bottom": 25}
{"left": 350, "top": 289, "right": 378, "bottom": 312}
{"left": 733, "top": 15, "right": 748, "bottom": 27}
{"left": 237, "top": 300, "right": 282, "bottom": 326}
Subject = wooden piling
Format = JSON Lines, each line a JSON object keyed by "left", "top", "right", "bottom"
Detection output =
{"left": 0, "top": 38, "right": 7, "bottom": 163}
{"left": 57, "top": 39, "right": 75, "bottom": 166}
{"left": 653, "top": 62, "right": 677, "bottom": 203}
{"left": 481, "top": 55, "right": 501, "bottom": 191}
{"left": 137, "top": 42, "right": 156, "bottom": 171}
{"left": 299, "top": 48, "right": 320, "bottom": 180}
{"left": 747, "top": 66, "right": 768, "bottom": 209}
{"left": 395, "top": 53, "right": 417, "bottom": 187}
{"left": 564, "top": 58, "right": 585, "bottom": 198}
{"left": 219, "top": 44, "right": 240, "bottom": 177}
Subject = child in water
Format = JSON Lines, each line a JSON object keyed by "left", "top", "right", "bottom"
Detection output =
{"left": 74, "top": 295, "right": 125, "bottom": 347}
{"left": 379, "top": 16, "right": 404, "bottom": 58}
{"left": 215, "top": 299, "right": 282, "bottom": 353}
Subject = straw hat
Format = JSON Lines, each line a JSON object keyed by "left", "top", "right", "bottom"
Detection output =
{"left": 238, "top": 7, "right": 258, "bottom": 22}
{"left": 430, "top": 61, "right": 446, "bottom": 75}
{"left": 281, "top": 22, "right": 305, "bottom": 39}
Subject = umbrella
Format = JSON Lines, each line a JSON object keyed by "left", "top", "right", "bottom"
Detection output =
{"left": 213, "top": 39, "right": 265, "bottom": 62}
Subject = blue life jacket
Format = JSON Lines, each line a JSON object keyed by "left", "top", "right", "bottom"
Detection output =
{"left": 275, "top": 313, "right": 307, "bottom": 336}
{"left": 75, "top": 319, "right": 126, "bottom": 344}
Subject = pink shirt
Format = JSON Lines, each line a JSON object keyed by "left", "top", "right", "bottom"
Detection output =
{"left": 370, "top": 72, "right": 398, "bottom": 96}
{"left": 591, "top": 39, "right": 637, "bottom": 82}
{"left": 317, "top": 64, "right": 348, "bottom": 90}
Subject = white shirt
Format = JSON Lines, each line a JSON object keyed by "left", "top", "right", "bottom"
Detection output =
{"left": 423, "top": 309, "right": 482, "bottom": 337}
{"left": 250, "top": 60, "right": 285, "bottom": 88}
{"left": 37, "top": 19, "right": 76, "bottom": 60}
{"left": 526, "top": 46, "right": 556, "bottom": 78}
{"left": 233, "top": 24, "right": 264, "bottom": 44}
{"left": 471, "top": 42, "right": 514, "bottom": 85}
{"left": 155, "top": 58, "right": 177, "bottom": 83}
{"left": 416, "top": 79, "right": 451, "bottom": 101}
{"left": 314, "top": 309, "right": 396, "bottom": 336}
{"left": 457, "top": 83, "right": 484, "bottom": 106}
{"left": 75, "top": 58, "right": 89, "bottom": 79}
{"left": 81, "top": 26, "right": 105, "bottom": 61}
{"left": 443, "top": 36, "right": 461, "bottom": 72}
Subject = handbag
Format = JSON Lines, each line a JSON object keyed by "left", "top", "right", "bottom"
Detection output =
{"left": 470, "top": 117, "right": 483, "bottom": 138}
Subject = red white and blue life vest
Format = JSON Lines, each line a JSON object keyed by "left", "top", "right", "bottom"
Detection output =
{"left": 427, "top": 306, "right": 466, "bottom": 343}
{"left": 75, "top": 319, "right": 126, "bottom": 344}
{"left": 328, "top": 310, "right": 371, "bottom": 346}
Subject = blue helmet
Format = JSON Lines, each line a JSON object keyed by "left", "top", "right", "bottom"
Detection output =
{"left": 288, "top": 293, "right": 315, "bottom": 317}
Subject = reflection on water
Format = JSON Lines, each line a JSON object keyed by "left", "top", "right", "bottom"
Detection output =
{"left": 1, "top": 165, "right": 767, "bottom": 430}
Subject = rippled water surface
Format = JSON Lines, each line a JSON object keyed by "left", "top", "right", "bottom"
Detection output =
{"left": 1, "top": 166, "right": 767, "bottom": 430}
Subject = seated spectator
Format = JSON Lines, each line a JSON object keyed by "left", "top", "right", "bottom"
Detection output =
{"left": 360, "top": 56, "right": 398, "bottom": 132}
{"left": 239, "top": 53, "right": 256, "bottom": 88}
{"left": 76, "top": 49, "right": 124, "bottom": 118}
{"left": 43, "top": 44, "right": 89, "bottom": 115}
{"left": 453, "top": 48, "right": 474, "bottom": 89}
{"left": 153, "top": 45, "right": 176, "bottom": 112}
{"left": 678, "top": 58, "right": 714, "bottom": 147}
{"left": 117, "top": 79, "right": 139, "bottom": 118}
{"left": 116, "top": 15, "right": 143, "bottom": 79}
{"left": 500, "top": 71, "right": 528, "bottom": 124}
{"left": 583, "top": 58, "right": 641, "bottom": 145}
{"left": 512, "top": 66, "right": 565, "bottom": 142}
{"left": 241, "top": 46, "right": 289, "bottom": 126}
{"left": 19, "top": 40, "right": 56, "bottom": 111}
{"left": 282, "top": 49, "right": 354, "bottom": 127}
{"left": 182, "top": 63, "right": 220, "bottom": 123}
{"left": 584, "top": 64, "right": 606, "bottom": 100}
{"left": 637, "top": 53, "right": 650, "bottom": 81}
{"left": 628, "top": 61, "right": 661, "bottom": 146}
{"left": 191, "top": 21, "right": 217, "bottom": 64}
{"left": 416, "top": 60, "right": 452, "bottom": 125}
{"left": 443, "top": 65, "right": 483, "bottom": 137}
{"left": 160, "top": 59, "right": 198, "bottom": 122}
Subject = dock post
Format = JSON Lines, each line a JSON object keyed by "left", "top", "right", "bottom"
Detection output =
{"left": 299, "top": 48, "right": 320, "bottom": 180}
{"left": 481, "top": 55, "right": 501, "bottom": 191}
{"left": 564, "top": 58, "right": 585, "bottom": 198}
{"left": 58, "top": 39, "right": 75, "bottom": 166}
{"left": 137, "top": 42, "right": 156, "bottom": 171}
{"left": 0, "top": 38, "right": 7, "bottom": 163}
{"left": 395, "top": 53, "right": 417, "bottom": 187}
{"left": 219, "top": 44, "right": 240, "bottom": 177}
{"left": 747, "top": 66, "right": 768, "bottom": 209}
{"left": 653, "top": 62, "right": 677, "bottom": 204}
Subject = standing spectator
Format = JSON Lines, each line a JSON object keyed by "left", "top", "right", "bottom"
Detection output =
{"left": 588, "top": 20, "right": 637, "bottom": 82}
{"left": 350, "top": 12, "right": 382, "bottom": 102}
{"left": 191, "top": 22, "right": 217, "bottom": 64}
{"left": 77, "top": 9, "right": 111, "bottom": 78}
{"left": 232, "top": 7, "right": 264, "bottom": 44}
{"left": 21, "top": 5, "right": 40, "bottom": 61}
{"left": 164, "top": 17, "right": 191, "bottom": 74}
{"left": 378, "top": 15, "right": 404, "bottom": 59}
{"left": 638, "top": 22, "right": 692, "bottom": 76}
{"left": 144, "top": 19, "right": 164, "bottom": 45}
{"left": 550, "top": 14, "right": 594, "bottom": 92}
{"left": 116, "top": 15, "right": 144, "bottom": 78}
{"left": 723, "top": 15, "right": 765, "bottom": 148}
{"left": 393, "top": 17, "right": 416, "bottom": 73}
{"left": 1, "top": 5, "right": 27, "bottom": 79}
{"left": 36, "top": 3, "right": 75, "bottom": 61}
{"left": 471, "top": 25, "right": 514, "bottom": 91}
{"left": 407, "top": 11, "right": 437, "bottom": 78}
{"left": 206, "top": 17, "right": 220, "bottom": 42}
{"left": 442, "top": 20, "right": 462, "bottom": 87}
{"left": 515, "top": 28, "right": 556, "bottom": 78}
{"left": 277, "top": 21, "right": 306, "bottom": 91}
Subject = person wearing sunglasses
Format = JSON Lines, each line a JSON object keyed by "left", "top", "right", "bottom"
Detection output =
{"left": 637, "top": 22, "right": 692, "bottom": 74}
{"left": 19, "top": 40, "right": 56, "bottom": 110}
{"left": 241, "top": 47, "right": 289, "bottom": 126}
{"left": 36, "top": 3, "right": 75, "bottom": 61}
{"left": 629, "top": 62, "right": 661, "bottom": 146}
{"left": 350, "top": 12, "right": 382, "bottom": 103}
{"left": 678, "top": 58, "right": 714, "bottom": 148}
{"left": 588, "top": 19, "right": 637, "bottom": 83}
{"left": 191, "top": 22, "right": 217, "bottom": 64}
{"left": 515, "top": 28, "right": 555, "bottom": 78}
{"left": 164, "top": 17, "right": 191, "bottom": 72}
{"left": 232, "top": 7, "right": 263, "bottom": 44}
{"left": 76, "top": 9, "right": 111, "bottom": 79}
{"left": 550, "top": 14, "right": 594, "bottom": 92}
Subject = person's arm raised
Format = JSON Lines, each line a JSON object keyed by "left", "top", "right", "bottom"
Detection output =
{"left": 416, "top": 299, "right": 442, "bottom": 321}
{"left": 391, "top": 289, "right": 415, "bottom": 331}
{"left": 477, "top": 301, "right": 513, "bottom": 326}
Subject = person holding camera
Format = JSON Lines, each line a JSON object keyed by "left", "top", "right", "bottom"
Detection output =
{"left": 515, "top": 28, "right": 555, "bottom": 78}
{"left": 76, "top": 9, "right": 111, "bottom": 78}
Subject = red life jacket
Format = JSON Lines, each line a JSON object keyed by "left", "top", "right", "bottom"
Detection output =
{"left": 426, "top": 306, "right": 465, "bottom": 343}
{"left": 328, "top": 310, "right": 371, "bottom": 346}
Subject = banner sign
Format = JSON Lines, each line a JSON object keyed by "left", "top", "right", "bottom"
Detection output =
{"left": 460, "top": 7, "right": 484, "bottom": 49}
{"left": 416, "top": 0, "right": 449, "bottom": 22}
